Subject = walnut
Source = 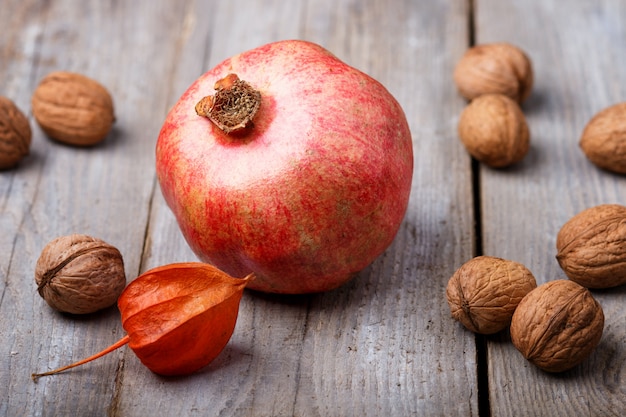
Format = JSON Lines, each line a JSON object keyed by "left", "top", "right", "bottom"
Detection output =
{"left": 0, "top": 96, "right": 32, "bottom": 169}
{"left": 446, "top": 256, "right": 537, "bottom": 334}
{"left": 510, "top": 280, "right": 604, "bottom": 373}
{"left": 453, "top": 42, "right": 533, "bottom": 103}
{"left": 556, "top": 204, "right": 626, "bottom": 288}
{"left": 579, "top": 102, "right": 626, "bottom": 174}
{"left": 35, "top": 234, "right": 126, "bottom": 314}
{"left": 31, "top": 71, "right": 115, "bottom": 146}
{"left": 457, "top": 94, "right": 530, "bottom": 167}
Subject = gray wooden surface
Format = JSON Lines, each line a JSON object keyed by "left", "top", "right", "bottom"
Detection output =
{"left": 1, "top": 1, "right": 624, "bottom": 416}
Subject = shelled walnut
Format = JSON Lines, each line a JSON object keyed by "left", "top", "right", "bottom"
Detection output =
{"left": 579, "top": 102, "right": 626, "bottom": 174}
{"left": 446, "top": 256, "right": 537, "bottom": 334}
{"left": 453, "top": 42, "right": 533, "bottom": 103}
{"left": 556, "top": 203, "right": 626, "bottom": 288}
{"left": 510, "top": 280, "right": 604, "bottom": 373}
{"left": 31, "top": 71, "right": 115, "bottom": 146}
{"left": 35, "top": 234, "right": 126, "bottom": 314}
{"left": 0, "top": 96, "right": 32, "bottom": 169}
{"left": 457, "top": 94, "right": 530, "bottom": 168}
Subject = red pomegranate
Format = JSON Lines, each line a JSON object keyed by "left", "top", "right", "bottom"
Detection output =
{"left": 156, "top": 40, "right": 413, "bottom": 294}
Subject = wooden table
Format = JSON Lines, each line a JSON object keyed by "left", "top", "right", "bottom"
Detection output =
{"left": 2, "top": 1, "right": 625, "bottom": 416}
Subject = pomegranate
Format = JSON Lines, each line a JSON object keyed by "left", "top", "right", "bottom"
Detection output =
{"left": 156, "top": 40, "right": 413, "bottom": 294}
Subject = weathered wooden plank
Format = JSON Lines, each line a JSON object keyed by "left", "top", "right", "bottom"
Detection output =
{"left": 474, "top": 1, "right": 626, "bottom": 416}
{"left": 1, "top": 1, "right": 196, "bottom": 416}
{"left": 135, "top": 0, "right": 477, "bottom": 416}
{"left": 120, "top": 1, "right": 309, "bottom": 416}
{"left": 293, "top": 1, "right": 476, "bottom": 416}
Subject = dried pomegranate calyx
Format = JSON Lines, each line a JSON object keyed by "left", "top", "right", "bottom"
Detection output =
{"left": 195, "top": 73, "right": 261, "bottom": 134}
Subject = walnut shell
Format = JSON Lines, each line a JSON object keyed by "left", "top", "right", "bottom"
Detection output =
{"left": 31, "top": 71, "right": 115, "bottom": 146}
{"left": 446, "top": 256, "right": 537, "bottom": 334}
{"left": 457, "top": 94, "right": 530, "bottom": 168}
{"left": 453, "top": 42, "right": 533, "bottom": 103}
{"left": 35, "top": 234, "right": 126, "bottom": 314}
{"left": 0, "top": 96, "right": 32, "bottom": 169}
{"left": 510, "top": 280, "right": 604, "bottom": 373}
{"left": 556, "top": 204, "right": 626, "bottom": 288}
{"left": 579, "top": 102, "right": 626, "bottom": 174}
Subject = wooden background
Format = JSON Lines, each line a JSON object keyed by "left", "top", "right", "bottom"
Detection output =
{"left": 1, "top": 0, "right": 625, "bottom": 416}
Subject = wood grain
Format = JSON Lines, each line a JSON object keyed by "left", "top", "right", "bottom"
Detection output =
{"left": 1, "top": 1, "right": 624, "bottom": 416}
{"left": 130, "top": 0, "right": 475, "bottom": 416}
{"left": 475, "top": 1, "right": 626, "bottom": 416}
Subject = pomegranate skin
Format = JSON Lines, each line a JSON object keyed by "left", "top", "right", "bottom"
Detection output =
{"left": 156, "top": 40, "right": 413, "bottom": 294}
